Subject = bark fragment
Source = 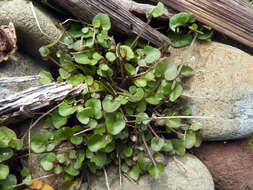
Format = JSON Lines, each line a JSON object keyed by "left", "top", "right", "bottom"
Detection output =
{"left": 0, "top": 22, "right": 17, "bottom": 62}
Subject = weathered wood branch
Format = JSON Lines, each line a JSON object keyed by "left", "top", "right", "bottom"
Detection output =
{"left": 160, "top": 0, "right": 253, "bottom": 48}
{"left": 0, "top": 75, "right": 40, "bottom": 84}
{"left": 118, "top": 0, "right": 173, "bottom": 21}
{"left": 0, "top": 82, "right": 86, "bottom": 124}
{"left": 51, "top": 0, "right": 171, "bottom": 47}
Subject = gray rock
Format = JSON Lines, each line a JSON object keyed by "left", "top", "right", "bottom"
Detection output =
{"left": 0, "top": 52, "right": 46, "bottom": 99}
{"left": 167, "top": 41, "right": 253, "bottom": 141}
{"left": 0, "top": 0, "right": 62, "bottom": 58}
{"left": 90, "top": 154, "right": 214, "bottom": 190}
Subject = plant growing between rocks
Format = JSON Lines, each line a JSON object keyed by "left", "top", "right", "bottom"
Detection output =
{"left": 31, "top": 4, "right": 206, "bottom": 185}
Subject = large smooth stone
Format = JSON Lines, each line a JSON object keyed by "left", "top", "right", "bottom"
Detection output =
{"left": 90, "top": 154, "right": 214, "bottom": 190}
{"left": 0, "top": 52, "right": 46, "bottom": 99}
{"left": 0, "top": 0, "right": 62, "bottom": 58}
{"left": 194, "top": 136, "right": 253, "bottom": 190}
{"left": 168, "top": 41, "right": 253, "bottom": 141}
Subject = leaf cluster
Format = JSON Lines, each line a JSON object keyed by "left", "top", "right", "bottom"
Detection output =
{"left": 0, "top": 127, "right": 23, "bottom": 190}
{"left": 35, "top": 5, "right": 203, "bottom": 182}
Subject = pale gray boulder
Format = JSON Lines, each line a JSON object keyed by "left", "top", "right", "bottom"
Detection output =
{"left": 0, "top": 0, "right": 62, "bottom": 58}
{"left": 168, "top": 41, "right": 253, "bottom": 141}
{"left": 90, "top": 154, "right": 214, "bottom": 190}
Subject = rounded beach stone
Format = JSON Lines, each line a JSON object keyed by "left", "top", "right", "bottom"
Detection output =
{"left": 0, "top": 0, "right": 62, "bottom": 58}
{"left": 90, "top": 154, "right": 214, "bottom": 190}
{"left": 168, "top": 41, "right": 253, "bottom": 140}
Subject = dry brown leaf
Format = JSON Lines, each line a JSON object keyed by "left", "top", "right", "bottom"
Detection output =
{"left": 29, "top": 180, "right": 54, "bottom": 190}
{"left": 0, "top": 22, "right": 17, "bottom": 63}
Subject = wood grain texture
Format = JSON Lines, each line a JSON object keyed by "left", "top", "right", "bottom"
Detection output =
{"left": 51, "top": 0, "right": 171, "bottom": 47}
{"left": 0, "top": 83, "right": 86, "bottom": 124}
{"left": 160, "top": 0, "right": 253, "bottom": 48}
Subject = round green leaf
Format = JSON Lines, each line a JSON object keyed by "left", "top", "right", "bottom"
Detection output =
{"left": 40, "top": 153, "right": 56, "bottom": 171}
{"left": 0, "top": 164, "right": 9, "bottom": 180}
{"left": 85, "top": 98, "right": 102, "bottom": 119}
{"left": 76, "top": 107, "right": 93, "bottom": 124}
{"left": 88, "top": 135, "right": 108, "bottom": 152}
{"left": 0, "top": 127, "right": 16, "bottom": 148}
{"left": 58, "top": 102, "right": 77, "bottom": 117}
{"left": 151, "top": 137, "right": 165, "bottom": 152}
{"left": 39, "top": 70, "right": 53, "bottom": 85}
{"left": 149, "top": 163, "right": 164, "bottom": 178}
{"left": 149, "top": 2, "right": 164, "bottom": 18}
{"left": 92, "top": 13, "right": 111, "bottom": 30}
{"left": 164, "top": 63, "right": 178, "bottom": 81}
{"left": 119, "top": 45, "right": 135, "bottom": 61}
{"left": 70, "top": 135, "right": 83, "bottom": 145}
{"left": 0, "top": 174, "right": 17, "bottom": 190}
{"left": 169, "top": 12, "right": 196, "bottom": 32}
{"left": 128, "top": 165, "right": 140, "bottom": 181}
{"left": 170, "top": 84, "right": 183, "bottom": 102}
{"left": 52, "top": 111, "right": 67, "bottom": 129}
{"left": 105, "top": 112, "right": 126, "bottom": 135}
{"left": 190, "top": 123, "right": 202, "bottom": 131}
{"left": 102, "top": 95, "right": 121, "bottom": 113}
{"left": 125, "top": 64, "right": 136, "bottom": 76}
{"left": 162, "top": 140, "right": 173, "bottom": 152}
{"left": 184, "top": 131, "right": 196, "bottom": 149}
{"left": 64, "top": 165, "right": 80, "bottom": 176}
{"left": 105, "top": 52, "right": 116, "bottom": 62}
{"left": 144, "top": 46, "right": 161, "bottom": 64}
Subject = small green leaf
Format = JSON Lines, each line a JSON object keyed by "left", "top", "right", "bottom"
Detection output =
{"left": 170, "top": 84, "right": 183, "bottom": 102}
{"left": 59, "top": 68, "right": 71, "bottom": 79}
{"left": 149, "top": 163, "right": 164, "bottom": 178}
{"left": 168, "top": 32, "right": 193, "bottom": 48}
{"left": 40, "top": 153, "right": 56, "bottom": 171}
{"left": 64, "top": 165, "right": 80, "bottom": 176}
{"left": 0, "top": 174, "right": 17, "bottom": 190}
{"left": 148, "top": 2, "right": 164, "bottom": 18}
{"left": 52, "top": 111, "right": 67, "bottom": 129}
{"left": 92, "top": 13, "right": 111, "bottom": 30}
{"left": 144, "top": 46, "right": 161, "bottom": 64}
{"left": 67, "top": 74, "right": 86, "bottom": 86}
{"left": 0, "top": 164, "right": 9, "bottom": 180}
{"left": 134, "top": 78, "right": 147, "bottom": 88}
{"left": 70, "top": 135, "right": 83, "bottom": 145}
{"left": 39, "top": 46, "right": 50, "bottom": 58}
{"left": 88, "top": 135, "right": 108, "bottom": 152}
{"left": 76, "top": 107, "right": 93, "bottom": 124}
{"left": 58, "top": 102, "right": 77, "bottom": 117}
{"left": 9, "top": 139, "right": 23, "bottom": 150}
{"left": 0, "top": 127, "right": 16, "bottom": 148}
{"left": 166, "top": 118, "right": 181, "bottom": 128}
{"left": 162, "top": 140, "right": 173, "bottom": 152}
{"left": 85, "top": 98, "right": 103, "bottom": 119}
{"left": 119, "top": 45, "right": 135, "bottom": 61}
{"left": 39, "top": 70, "right": 53, "bottom": 85}
{"left": 54, "top": 165, "right": 63, "bottom": 175}
{"left": 190, "top": 123, "right": 202, "bottom": 131}
{"left": 169, "top": 12, "right": 196, "bottom": 32}
{"left": 102, "top": 95, "right": 121, "bottom": 113}
{"left": 164, "top": 62, "right": 178, "bottom": 81}
{"left": 184, "top": 131, "right": 196, "bottom": 149}
{"left": 105, "top": 112, "right": 126, "bottom": 135}
{"left": 128, "top": 165, "right": 141, "bottom": 181}
{"left": 67, "top": 23, "right": 82, "bottom": 38}
{"left": 180, "top": 65, "right": 194, "bottom": 77}
{"left": 31, "top": 134, "right": 51, "bottom": 153}
{"left": 105, "top": 52, "right": 116, "bottom": 62}
{"left": 151, "top": 137, "right": 165, "bottom": 152}
{"left": 172, "top": 139, "right": 185, "bottom": 156}
{"left": 125, "top": 64, "right": 136, "bottom": 76}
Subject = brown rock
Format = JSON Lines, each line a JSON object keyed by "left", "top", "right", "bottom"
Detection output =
{"left": 194, "top": 136, "right": 253, "bottom": 190}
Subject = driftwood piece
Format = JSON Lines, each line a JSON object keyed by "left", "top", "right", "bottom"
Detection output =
{"left": 160, "top": 0, "right": 253, "bottom": 48}
{"left": 51, "top": 0, "right": 171, "bottom": 47}
{"left": 118, "top": 0, "right": 173, "bottom": 21}
{"left": 0, "top": 82, "right": 86, "bottom": 124}
{"left": 0, "top": 75, "right": 40, "bottom": 84}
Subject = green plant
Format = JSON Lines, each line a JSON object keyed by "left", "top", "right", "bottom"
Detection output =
{"left": 32, "top": 4, "right": 203, "bottom": 183}
{"left": 168, "top": 12, "right": 213, "bottom": 48}
{"left": 0, "top": 127, "right": 23, "bottom": 190}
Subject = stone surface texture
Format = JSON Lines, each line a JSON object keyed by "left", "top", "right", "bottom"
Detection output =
{"left": 194, "top": 136, "right": 253, "bottom": 190}
{"left": 0, "top": 0, "right": 62, "bottom": 58}
{"left": 90, "top": 154, "right": 214, "bottom": 190}
{"left": 0, "top": 52, "right": 45, "bottom": 99}
{"left": 168, "top": 41, "right": 253, "bottom": 140}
